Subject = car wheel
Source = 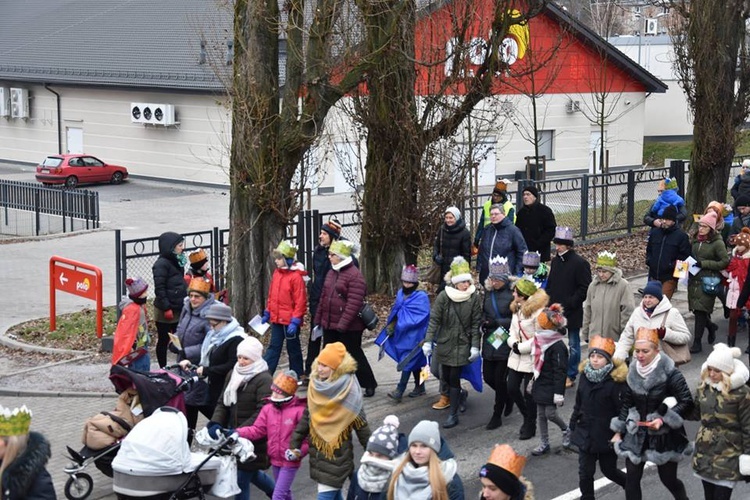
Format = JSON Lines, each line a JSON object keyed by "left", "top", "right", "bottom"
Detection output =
{"left": 110, "top": 172, "right": 124, "bottom": 184}
{"left": 65, "top": 176, "right": 79, "bottom": 188}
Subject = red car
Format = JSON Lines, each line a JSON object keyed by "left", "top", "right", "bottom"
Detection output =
{"left": 35, "top": 154, "right": 129, "bottom": 188}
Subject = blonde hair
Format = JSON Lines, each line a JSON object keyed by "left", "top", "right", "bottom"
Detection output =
{"left": 387, "top": 447, "right": 448, "bottom": 500}
{"left": 0, "top": 434, "right": 28, "bottom": 478}
{"left": 699, "top": 367, "right": 732, "bottom": 397}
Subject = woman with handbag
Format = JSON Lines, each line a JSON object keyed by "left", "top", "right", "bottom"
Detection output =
{"left": 688, "top": 211, "right": 730, "bottom": 353}
{"left": 422, "top": 256, "right": 482, "bottom": 429}
{"left": 432, "top": 207, "right": 471, "bottom": 292}
{"left": 688, "top": 343, "right": 750, "bottom": 500}
{"left": 613, "top": 281, "right": 692, "bottom": 363}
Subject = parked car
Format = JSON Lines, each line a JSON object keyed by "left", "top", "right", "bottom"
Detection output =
{"left": 35, "top": 154, "right": 129, "bottom": 188}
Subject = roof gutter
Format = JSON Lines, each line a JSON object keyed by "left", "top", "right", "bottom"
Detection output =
{"left": 43, "top": 83, "right": 62, "bottom": 154}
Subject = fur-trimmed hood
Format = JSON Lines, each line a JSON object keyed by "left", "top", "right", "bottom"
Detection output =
{"left": 510, "top": 288, "right": 549, "bottom": 316}
{"left": 578, "top": 358, "right": 628, "bottom": 383}
{"left": 626, "top": 354, "right": 676, "bottom": 394}
{"left": 592, "top": 267, "right": 623, "bottom": 285}
{"left": 1, "top": 431, "right": 53, "bottom": 498}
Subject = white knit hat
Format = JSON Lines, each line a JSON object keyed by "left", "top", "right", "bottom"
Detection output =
{"left": 705, "top": 343, "right": 741, "bottom": 374}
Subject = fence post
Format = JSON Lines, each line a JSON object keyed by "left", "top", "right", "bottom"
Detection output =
{"left": 580, "top": 175, "right": 589, "bottom": 241}
{"left": 61, "top": 190, "right": 68, "bottom": 233}
{"left": 34, "top": 189, "right": 40, "bottom": 236}
{"left": 212, "top": 227, "right": 223, "bottom": 290}
{"left": 627, "top": 169, "right": 635, "bottom": 233}
{"left": 669, "top": 160, "right": 685, "bottom": 196}
{"left": 2, "top": 182, "right": 7, "bottom": 226}
{"left": 296, "top": 210, "right": 319, "bottom": 271}
{"left": 115, "top": 229, "right": 123, "bottom": 310}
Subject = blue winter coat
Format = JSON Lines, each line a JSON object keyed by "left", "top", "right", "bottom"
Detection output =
{"left": 476, "top": 218, "right": 527, "bottom": 283}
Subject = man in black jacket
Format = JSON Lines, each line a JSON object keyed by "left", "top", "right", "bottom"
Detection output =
{"left": 546, "top": 226, "right": 591, "bottom": 389}
{"left": 515, "top": 184, "right": 557, "bottom": 262}
{"left": 646, "top": 205, "right": 691, "bottom": 300}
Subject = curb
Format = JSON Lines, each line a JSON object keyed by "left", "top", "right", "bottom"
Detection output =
{"left": 0, "top": 388, "right": 116, "bottom": 398}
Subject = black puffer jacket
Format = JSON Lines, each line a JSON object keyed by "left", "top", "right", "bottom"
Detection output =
{"left": 531, "top": 338, "right": 568, "bottom": 405}
{"left": 152, "top": 231, "right": 187, "bottom": 319}
{"left": 1, "top": 431, "right": 56, "bottom": 500}
{"left": 516, "top": 200, "right": 557, "bottom": 262}
{"left": 611, "top": 355, "right": 694, "bottom": 465}
{"left": 481, "top": 283, "right": 513, "bottom": 361}
{"left": 646, "top": 225, "right": 691, "bottom": 282}
{"left": 433, "top": 219, "right": 471, "bottom": 278}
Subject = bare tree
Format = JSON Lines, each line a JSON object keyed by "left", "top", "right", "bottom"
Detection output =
{"left": 671, "top": 0, "right": 750, "bottom": 210}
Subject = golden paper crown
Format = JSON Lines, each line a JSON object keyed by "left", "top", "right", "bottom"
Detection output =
{"left": 188, "top": 277, "right": 211, "bottom": 295}
{"left": 0, "top": 405, "right": 32, "bottom": 436}
{"left": 487, "top": 444, "right": 526, "bottom": 478}
{"left": 635, "top": 327, "right": 660, "bottom": 345}
{"left": 589, "top": 335, "right": 616, "bottom": 357}
{"left": 188, "top": 248, "right": 208, "bottom": 264}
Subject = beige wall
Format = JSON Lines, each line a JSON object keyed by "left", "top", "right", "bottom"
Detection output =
{"left": 0, "top": 84, "right": 231, "bottom": 184}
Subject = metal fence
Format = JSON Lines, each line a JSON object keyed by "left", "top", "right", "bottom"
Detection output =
{"left": 0, "top": 180, "right": 99, "bottom": 236}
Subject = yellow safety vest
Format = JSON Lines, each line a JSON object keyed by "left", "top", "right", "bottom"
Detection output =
{"left": 482, "top": 199, "right": 516, "bottom": 225}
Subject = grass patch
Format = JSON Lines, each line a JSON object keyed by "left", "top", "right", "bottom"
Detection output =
{"left": 644, "top": 130, "right": 750, "bottom": 167}
{"left": 9, "top": 305, "right": 121, "bottom": 351}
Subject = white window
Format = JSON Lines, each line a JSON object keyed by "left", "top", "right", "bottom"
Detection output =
{"left": 536, "top": 130, "right": 554, "bottom": 161}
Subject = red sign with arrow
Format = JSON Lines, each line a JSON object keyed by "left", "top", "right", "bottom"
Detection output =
{"left": 49, "top": 256, "right": 103, "bottom": 337}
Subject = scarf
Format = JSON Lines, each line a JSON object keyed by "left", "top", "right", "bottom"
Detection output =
{"left": 176, "top": 252, "right": 188, "bottom": 267}
{"left": 584, "top": 361, "right": 613, "bottom": 383}
{"left": 200, "top": 319, "right": 245, "bottom": 366}
{"left": 393, "top": 458, "right": 458, "bottom": 500}
{"left": 332, "top": 256, "right": 353, "bottom": 271}
{"left": 222, "top": 358, "right": 269, "bottom": 406}
{"left": 642, "top": 304, "right": 656, "bottom": 317}
{"left": 357, "top": 452, "right": 400, "bottom": 493}
{"left": 532, "top": 329, "right": 564, "bottom": 379}
{"left": 307, "top": 373, "right": 364, "bottom": 459}
{"left": 697, "top": 233, "right": 708, "bottom": 243}
{"left": 445, "top": 284, "right": 476, "bottom": 303}
{"left": 636, "top": 353, "right": 662, "bottom": 379}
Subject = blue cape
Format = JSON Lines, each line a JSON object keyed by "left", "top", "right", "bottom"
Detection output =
{"left": 375, "top": 289, "right": 430, "bottom": 372}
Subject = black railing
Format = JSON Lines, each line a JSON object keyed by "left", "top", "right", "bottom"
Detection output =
{"left": 0, "top": 180, "right": 99, "bottom": 236}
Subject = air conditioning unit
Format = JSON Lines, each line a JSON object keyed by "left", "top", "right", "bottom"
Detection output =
{"left": 0, "top": 88, "right": 9, "bottom": 117}
{"left": 565, "top": 99, "right": 581, "bottom": 113}
{"left": 150, "top": 104, "right": 175, "bottom": 126}
{"left": 130, "top": 103, "right": 148, "bottom": 123}
{"left": 10, "top": 88, "right": 29, "bottom": 118}
{"left": 645, "top": 18, "right": 658, "bottom": 35}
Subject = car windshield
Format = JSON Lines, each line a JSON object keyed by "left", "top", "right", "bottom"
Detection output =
{"left": 42, "top": 157, "right": 63, "bottom": 167}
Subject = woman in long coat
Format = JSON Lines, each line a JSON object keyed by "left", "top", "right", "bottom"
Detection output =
{"left": 423, "top": 256, "right": 482, "bottom": 429}
{"left": 689, "top": 343, "right": 750, "bottom": 500}
{"left": 688, "top": 211, "right": 730, "bottom": 353}
{"left": 433, "top": 206, "right": 471, "bottom": 293}
{"left": 610, "top": 328, "right": 694, "bottom": 500}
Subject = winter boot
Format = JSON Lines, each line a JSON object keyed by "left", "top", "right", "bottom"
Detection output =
{"left": 708, "top": 321, "right": 718, "bottom": 344}
{"left": 458, "top": 388, "right": 468, "bottom": 413}
{"left": 692, "top": 312, "right": 706, "bottom": 353}
{"left": 443, "top": 388, "right": 461, "bottom": 429}
{"left": 531, "top": 440, "right": 550, "bottom": 456}
{"left": 519, "top": 398, "right": 536, "bottom": 440}
{"left": 407, "top": 384, "right": 426, "bottom": 398}
{"left": 432, "top": 394, "right": 450, "bottom": 410}
{"left": 728, "top": 334, "right": 737, "bottom": 347}
{"left": 387, "top": 388, "right": 404, "bottom": 402}
{"left": 503, "top": 400, "right": 514, "bottom": 417}
{"left": 485, "top": 412, "right": 503, "bottom": 430}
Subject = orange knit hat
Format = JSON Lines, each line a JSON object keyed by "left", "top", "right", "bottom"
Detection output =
{"left": 317, "top": 342, "right": 347, "bottom": 369}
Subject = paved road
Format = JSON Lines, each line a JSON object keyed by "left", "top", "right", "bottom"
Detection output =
{"left": 2, "top": 162, "right": 750, "bottom": 499}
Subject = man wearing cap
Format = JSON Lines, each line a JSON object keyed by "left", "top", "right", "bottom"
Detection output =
{"left": 515, "top": 184, "right": 557, "bottom": 262}
{"left": 546, "top": 226, "right": 591, "bottom": 388}
{"left": 646, "top": 204, "right": 691, "bottom": 300}
{"left": 474, "top": 179, "right": 516, "bottom": 248}
{"left": 581, "top": 251, "right": 635, "bottom": 342}
{"left": 476, "top": 204, "right": 527, "bottom": 284}
{"left": 729, "top": 194, "right": 750, "bottom": 243}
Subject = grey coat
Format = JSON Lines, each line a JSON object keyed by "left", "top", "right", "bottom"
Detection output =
{"left": 175, "top": 294, "right": 216, "bottom": 363}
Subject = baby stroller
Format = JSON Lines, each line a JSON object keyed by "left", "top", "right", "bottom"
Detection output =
{"left": 63, "top": 365, "right": 198, "bottom": 500}
{"left": 112, "top": 406, "right": 247, "bottom": 500}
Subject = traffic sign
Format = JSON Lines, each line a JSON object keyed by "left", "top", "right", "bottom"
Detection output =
{"left": 49, "top": 256, "right": 104, "bottom": 337}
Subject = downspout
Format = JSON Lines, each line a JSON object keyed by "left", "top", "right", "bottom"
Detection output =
{"left": 43, "top": 83, "right": 62, "bottom": 154}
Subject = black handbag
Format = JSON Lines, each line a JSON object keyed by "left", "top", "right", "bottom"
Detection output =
{"left": 359, "top": 302, "right": 380, "bottom": 330}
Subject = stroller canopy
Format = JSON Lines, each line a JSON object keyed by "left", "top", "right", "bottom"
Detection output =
{"left": 112, "top": 407, "right": 192, "bottom": 476}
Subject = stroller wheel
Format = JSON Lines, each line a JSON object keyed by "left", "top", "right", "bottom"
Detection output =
{"left": 64, "top": 473, "right": 93, "bottom": 500}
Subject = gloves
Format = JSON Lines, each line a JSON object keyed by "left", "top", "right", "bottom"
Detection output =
{"left": 164, "top": 309, "right": 174, "bottom": 321}
{"left": 468, "top": 347, "right": 480, "bottom": 362}
{"left": 658, "top": 396, "right": 678, "bottom": 416}
{"left": 206, "top": 421, "right": 223, "bottom": 440}
{"left": 433, "top": 253, "right": 444, "bottom": 265}
{"left": 694, "top": 260, "right": 702, "bottom": 268}
{"left": 221, "top": 427, "right": 237, "bottom": 438}
{"left": 422, "top": 343, "right": 432, "bottom": 358}
{"left": 261, "top": 310, "right": 271, "bottom": 324}
{"left": 656, "top": 326, "right": 666, "bottom": 339}
{"left": 512, "top": 342, "right": 521, "bottom": 355}
{"left": 554, "top": 394, "right": 564, "bottom": 407}
{"left": 285, "top": 449, "right": 301, "bottom": 461}
{"left": 287, "top": 318, "right": 302, "bottom": 336}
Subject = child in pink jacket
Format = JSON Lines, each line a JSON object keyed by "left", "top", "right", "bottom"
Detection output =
{"left": 236, "top": 370, "right": 308, "bottom": 500}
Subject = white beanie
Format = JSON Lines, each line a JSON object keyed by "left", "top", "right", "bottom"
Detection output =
{"left": 408, "top": 420, "right": 441, "bottom": 453}
{"left": 445, "top": 206, "right": 461, "bottom": 221}
{"left": 705, "top": 343, "right": 741, "bottom": 375}
{"left": 237, "top": 336, "right": 264, "bottom": 362}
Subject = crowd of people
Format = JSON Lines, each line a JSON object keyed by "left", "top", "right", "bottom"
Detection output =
{"left": 14, "top": 177, "right": 750, "bottom": 499}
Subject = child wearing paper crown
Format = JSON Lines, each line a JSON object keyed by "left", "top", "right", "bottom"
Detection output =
{"left": 112, "top": 276, "right": 151, "bottom": 371}
{"left": 0, "top": 405, "right": 57, "bottom": 499}
{"left": 568, "top": 336, "right": 627, "bottom": 499}
{"left": 529, "top": 304, "right": 570, "bottom": 456}
{"left": 479, "top": 444, "right": 533, "bottom": 500}
{"left": 287, "top": 342, "right": 372, "bottom": 500}
{"left": 262, "top": 240, "right": 308, "bottom": 376}
{"left": 688, "top": 343, "right": 750, "bottom": 499}
{"left": 234, "top": 370, "right": 309, "bottom": 500}
{"left": 183, "top": 248, "right": 216, "bottom": 292}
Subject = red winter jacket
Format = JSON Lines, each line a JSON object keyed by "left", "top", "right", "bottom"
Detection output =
{"left": 237, "top": 396, "right": 309, "bottom": 468}
{"left": 266, "top": 266, "right": 307, "bottom": 325}
{"left": 314, "top": 260, "right": 367, "bottom": 332}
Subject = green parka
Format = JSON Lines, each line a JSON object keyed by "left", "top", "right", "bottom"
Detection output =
{"left": 690, "top": 361, "right": 750, "bottom": 482}
{"left": 424, "top": 286, "right": 482, "bottom": 367}
{"left": 688, "top": 233, "right": 729, "bottom": 313}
